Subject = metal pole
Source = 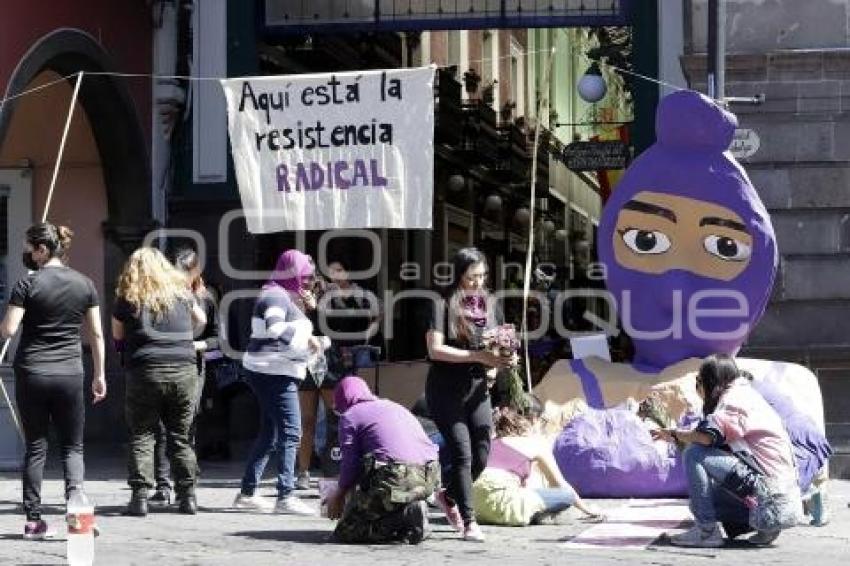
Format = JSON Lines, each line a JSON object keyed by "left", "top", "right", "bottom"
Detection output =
{"left": 707, "top": 0, "right": 725, "bottom": 102}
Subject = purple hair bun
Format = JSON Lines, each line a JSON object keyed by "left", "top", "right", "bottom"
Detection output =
{"left": 656, "top": 90, "right": 737, "bottom": 153}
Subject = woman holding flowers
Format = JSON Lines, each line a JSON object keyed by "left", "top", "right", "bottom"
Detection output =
{"left": 425, "top": 247, "right": 514, "bottom": 542}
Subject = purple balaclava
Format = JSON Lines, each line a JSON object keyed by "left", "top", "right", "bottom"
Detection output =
{"left": 265, "top": 249, "right": 314, "bottom": 292}
{"left": 598, "top": 90, "right": 777, "bottom": 371}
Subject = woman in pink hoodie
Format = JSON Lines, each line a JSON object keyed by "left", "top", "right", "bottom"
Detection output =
{"left": 653, "top": 354, "right": 800, "bottom": 548}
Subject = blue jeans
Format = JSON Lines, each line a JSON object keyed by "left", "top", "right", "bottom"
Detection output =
{"left": 529, "top": 487, "right": 578, "bottom": 524}
{"left": 428, "top": 431, "right": 452, "bottom": 479}
{"left": 240, "top": 370, "right": 301, "bottom": 498}
{"left": 535, "top": 487, "right": 578, "bottom": 514}
{"left": 684, "top": 444, "right": 751, "bottom": 527}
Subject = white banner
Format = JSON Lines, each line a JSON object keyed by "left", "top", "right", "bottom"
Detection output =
{"left": 221, "top": 66, "right": 435, "bottom": 233}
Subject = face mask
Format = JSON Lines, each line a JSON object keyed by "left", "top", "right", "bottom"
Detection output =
{"left": 22, "top": 252, "right": 39, "bottom": 271}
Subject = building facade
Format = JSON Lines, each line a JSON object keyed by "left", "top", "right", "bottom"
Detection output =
{"left": 0, "top": 0, "right": 154, "bottom": 447}
{"left": 681, "top": 0, "right": 850, "bottom": 473}
{"left": 1, "top": 0, "right": 648, "bottom": 449}
{"left": 169, "top": 2, "right": 641, "bottom": 365}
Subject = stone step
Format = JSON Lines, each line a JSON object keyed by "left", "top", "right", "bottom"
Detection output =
{"left": 829, "top": 452, "right": 850, "bottom": 480}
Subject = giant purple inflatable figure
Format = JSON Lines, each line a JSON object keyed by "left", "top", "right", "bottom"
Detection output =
{"left": 540, "top": 91, "right": 829, "bottom": 498}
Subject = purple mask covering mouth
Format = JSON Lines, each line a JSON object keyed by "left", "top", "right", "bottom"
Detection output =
{"left": 265, "top": 249, "right": 314, "bottom": 293}
{"left": 598, "top": 90, "right": 778, "bottom": 371}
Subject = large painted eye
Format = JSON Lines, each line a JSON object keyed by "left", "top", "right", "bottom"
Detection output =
{"left": 703, "top": 235, "right": 751, "bottom": 261}
{"left": 620, "top": 229, "right": 672, "bottom": 255}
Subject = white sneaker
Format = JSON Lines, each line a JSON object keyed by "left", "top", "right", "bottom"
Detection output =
{"left": 275, "top": 495, "right": 317, "bottom": 516}
{"left": 463, "top": 521, "right": 486, "bottom": 542}
{"left": 669, "top": 523, "right": 725, "bottom": 548}
{"left": 232, "top": 493, "right": 274, "bottom": 513}
{"left": 295, "top": 471, "right": 311, "bottom": 490}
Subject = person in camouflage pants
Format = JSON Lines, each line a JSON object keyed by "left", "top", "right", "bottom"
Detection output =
{"left": 125, "top": 364, "right": 199, "bottom": 502}
{"left": 325, "top": 376, "right": 441, "bottom": 544}
{"left": 334, "top": 455, "right": 440, "bottom": 544}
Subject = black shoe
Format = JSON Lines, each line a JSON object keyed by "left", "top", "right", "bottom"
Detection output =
{"left": 149, "top": 487, "right": 172, "bottom": 507}
{"left": 403, "top": 501, "right": 430, "bottom": 545}
{"left": 125, "top": 492, "right": 148, "bottom": 517}
{"left": 177, "top": 494, "right": 197, "bottom": 515}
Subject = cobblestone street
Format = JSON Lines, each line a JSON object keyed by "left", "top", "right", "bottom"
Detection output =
{"left": 1, "top": 453, "right": 848, "bottom": 565}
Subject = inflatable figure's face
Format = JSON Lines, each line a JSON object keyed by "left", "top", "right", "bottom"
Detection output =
{"left": 613, "top": 191, "right": 752, "bottom": 282}
{"left": 598, "top": 90, "right": 778, "bottom": 370}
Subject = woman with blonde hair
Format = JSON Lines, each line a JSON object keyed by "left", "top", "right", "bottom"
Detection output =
{"left": 112, "top": 247, "right": 206, "bottom": 517}
{"left": 148, "top": 247, "right": 219, "bottom": 506}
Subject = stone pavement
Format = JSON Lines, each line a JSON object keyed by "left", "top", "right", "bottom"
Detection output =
{"left": 1, "top": 451, "right": 849, "bottom": 565}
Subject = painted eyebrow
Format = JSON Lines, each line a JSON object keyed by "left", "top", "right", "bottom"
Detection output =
{"left": 622, "top": 200, "right": 677, "bottom": 222}
{"left": 699, "top": 216, "right": 748, "bottom": 233}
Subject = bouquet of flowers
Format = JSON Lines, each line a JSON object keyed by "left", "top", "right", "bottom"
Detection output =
{"left": 637, "top": 392, "right": 684, "bottom": 449}
{"left": 637, "top": 392, "right": 673, "bottom": 430}
{"left": 481, "top": 324, "right": 528, "bottom": 411}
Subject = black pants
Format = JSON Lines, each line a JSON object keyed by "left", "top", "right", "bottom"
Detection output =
{"left": 15, "top": 369, "right": 85, "bottom": 521}
{"left": 196, "top": 361, "right": 239, "bottom": 461}
{"left": 425, "top": 368, "right": 492, "bottom": 525}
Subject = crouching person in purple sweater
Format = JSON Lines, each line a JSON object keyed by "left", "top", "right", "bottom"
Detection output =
{"left": 324, "top": 376, "right": 440, "bottom": 544}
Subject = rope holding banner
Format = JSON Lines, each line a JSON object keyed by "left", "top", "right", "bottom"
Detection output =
{"left": 42, "top": 71, "right": 84, "bottom": 223}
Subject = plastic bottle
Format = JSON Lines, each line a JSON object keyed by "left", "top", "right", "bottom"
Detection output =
{"left": 66, "top": 500, "right": 95, "bottom": 566}
{"left": 307, "top": 352, "right": 328, "bottom": 387}
{"left": 306, "top": 336, "right": 331, "bottom": 387}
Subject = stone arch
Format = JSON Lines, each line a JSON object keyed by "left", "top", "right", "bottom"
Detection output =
{"left": 0, "top": 28, "right": 151, "bottom": 225}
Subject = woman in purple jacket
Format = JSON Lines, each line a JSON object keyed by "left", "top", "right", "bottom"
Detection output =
{"left": 323, "top": 376, "right": 440, "bottom": 544}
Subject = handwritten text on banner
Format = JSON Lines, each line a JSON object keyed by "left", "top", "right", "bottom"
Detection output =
{"left": 221, "top": 66, "right": 435, "bottom": 233}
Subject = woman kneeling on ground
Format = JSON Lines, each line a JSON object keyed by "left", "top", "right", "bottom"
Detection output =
{"left": 323, "top": 376, "right": 440, "bottom": 544}
{"left": 652, "top": 354, "right": 800, "bottom": 548}
{"left": 473, "top": 403, "right": 603, "bottom": 526}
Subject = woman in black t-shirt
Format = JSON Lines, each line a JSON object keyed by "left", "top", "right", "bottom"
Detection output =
{"left": 0, "top": 223, "right": 105, "bottom": 539}
{"left": 425, "top": 247, "right": 513, "bottom": 543}
{"left": 112, "top": 247, "right": 206, "bottom": 517}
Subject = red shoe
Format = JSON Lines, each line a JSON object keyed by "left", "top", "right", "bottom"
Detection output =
{"left": 435, "top": 489, "right": 463, "bottom": 532}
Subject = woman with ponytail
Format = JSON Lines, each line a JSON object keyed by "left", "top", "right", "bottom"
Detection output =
{"left": 1, "top": 223, "right": 105, "bottom": 539}
{"left": 652, "top": 354, "right": 800, "bottom": 547}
